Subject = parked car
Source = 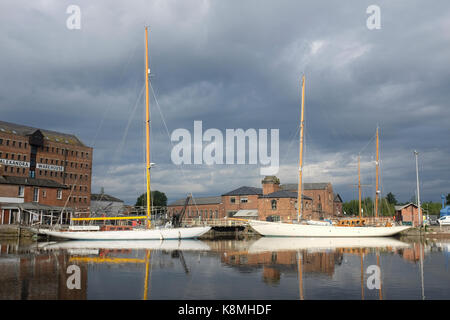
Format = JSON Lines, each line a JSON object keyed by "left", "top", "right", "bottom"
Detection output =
{"left": 437, "top": 216, "right": 450, "bottom": 226}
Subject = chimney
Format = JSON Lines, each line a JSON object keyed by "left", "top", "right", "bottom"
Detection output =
{"left": 262, "top": 176, "right": 280, "bottom": 195}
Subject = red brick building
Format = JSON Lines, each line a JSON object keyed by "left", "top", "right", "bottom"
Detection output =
{"left": 167, "top": 176, "right": 338, "bottom": 222}
{"left": 167, "top": 196, "right": 223, "bottom": 220}
{"left": 222, "top": 186, "right": 263, "bottom": 218}
{"left": 0, "top": 175, "right": 71, "bottom": 225}
{"left": 0, "top": 120, "right": 93, "bottom": 212}
{"left": 257, "top": 176, "right": 313, "bottom": 222}
{"left": 280, "top": 182, "right": 342, "bottom": 218}
{"left": 394, "top": 203, "right": 421, "bottom": 226}
{"left": 333, "top": 194, "right": 343, "bottom": 217}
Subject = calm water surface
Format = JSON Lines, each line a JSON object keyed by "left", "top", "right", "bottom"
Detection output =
{"left": 0, "top": 237, "right": 449, "bottom": 300}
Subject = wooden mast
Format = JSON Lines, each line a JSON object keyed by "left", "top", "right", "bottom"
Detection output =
{"left": 375, "top": 127, "right": 379, "bottom": 218}
{"left": 298, "top": 251, "right": 304, "bottom": 300}
{"left": 143, "top": 249, "right": 151, "bottom": 300}
{"left": 358, "top": 155, "right": 362, "bottom": 219}
{"left": 145, "top": 27, "right": 152, "bottom": 228}
{"left": 376, "top": 251, "right": 383, "bottom": 300}
{"left": 298, "top": 75, "right": 305, "bottom": 221}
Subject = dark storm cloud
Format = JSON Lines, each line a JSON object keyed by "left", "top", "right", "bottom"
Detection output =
{"left": 0, "top": 0, "right": 449, "bottom": 204}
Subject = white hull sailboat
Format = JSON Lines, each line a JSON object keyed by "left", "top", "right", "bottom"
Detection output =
{"left": 34, "top": 27, "right": 210, "bottom": 241}
{"left": 249, "top": 76, "right": 411, "bottom": 238}
{"left": 35, "top": 226, "right": 211, "bottom": 240}
{"left": 248, "top": 220, "right": 410, "bottom": 238}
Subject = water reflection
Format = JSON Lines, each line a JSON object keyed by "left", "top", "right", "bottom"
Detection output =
{"left": 0, "top": 237, "right": 449, "bottom": 300}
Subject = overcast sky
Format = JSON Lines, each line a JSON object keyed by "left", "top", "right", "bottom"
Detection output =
{"left": 1, "top": 0, "right": 449, "bottom": 205}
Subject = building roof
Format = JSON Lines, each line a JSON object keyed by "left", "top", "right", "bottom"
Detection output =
{"left": 222, "top": 186, "right": 263, "bottom": 196}
{"left": 91, "top": 193, "right": 124, "bottom": 203}
{"left": 259, "top": 190, "right": 312, "bottom": 200}
{"left": 168, "top": 196, "right": 222, "bottom": 206}
{"left": 0, "top": 202, "right": 74, "bottom": 211}
{"left": 0, "top": 120, "right": 87, "bottom": 147}
{"left": 280, "top": 182, "right": 330, "bottom": 191}
{"left": 0, "top": 175, "right": 68, "bottom": 189}
{"left": 394, "top": 203, "right": 418, "bottom": 211}
{"left": 334, "top": 194, "right": 343, "bottom": 203}
{"left": 233, "top": 209, "right": 258, "bottom": 218}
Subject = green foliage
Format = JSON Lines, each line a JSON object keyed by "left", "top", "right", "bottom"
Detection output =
{"left": 342, "top": 196, "right": 395, "bottom": 217}
{"left": 386, "top": 192, "right": 397, "bottom": 205}
{"left": 421, "top": 201, "right": 443, "bottom": 215}
{"left": 343, "top": 200, "right": 359, "bottom": 215}
{"left": 135, "top": 190, "right": 167, "bottom": 207}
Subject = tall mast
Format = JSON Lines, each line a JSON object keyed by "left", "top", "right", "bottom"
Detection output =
{"left": 414, "top": 150, "right": 422, "bottom": 227}
{"left": 375, "top": 127, "right": 379, "bottom": 218}
{"left": 358, "top": 155, "right": 362, "bottom": 219}
{"left": 297, "top": 75, "right": 305, "bottom": 221}
{"left": 145, "top": 27, "right": 152, "bottom": 228}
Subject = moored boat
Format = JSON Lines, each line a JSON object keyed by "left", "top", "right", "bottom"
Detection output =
{"left": 248, "top": 219, "right": 410, "bottom": 237}
{"left": 33, "top": 27, "right": 211, "bottom": 240}
{"left": 248, "top": 76, "right": 411, "bottom": 238}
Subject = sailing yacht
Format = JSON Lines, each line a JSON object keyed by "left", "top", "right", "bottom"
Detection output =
{"left": 248, "top": 76, "right": 411, "bottom": 237}
{"left": 34, "top": 27, "right": 211, "bottom": 240}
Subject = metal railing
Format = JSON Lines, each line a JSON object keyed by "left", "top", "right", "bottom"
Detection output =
{"left": 181, "top": 218, "right": 249, "bottom": 227}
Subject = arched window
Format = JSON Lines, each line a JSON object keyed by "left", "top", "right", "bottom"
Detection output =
{"left": 271, "top": 200, "right": 277, "bottom": 210}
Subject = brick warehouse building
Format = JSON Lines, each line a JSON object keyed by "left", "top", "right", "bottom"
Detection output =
{"left": 167, "top": 176, "right": 341, "bottom": 222}
{"left": 0, "top": 120, "right": 93, "bottom": 221}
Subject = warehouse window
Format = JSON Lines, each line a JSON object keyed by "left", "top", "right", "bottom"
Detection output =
{"left": 230, "top": 197, "right": 236, "bottom": 204}
{"left": 33, "top": 188, "right": 39, "bottom": 202}
{"left": 271, "top": 200, "right": 277, "bottom": 210}
{"left": 240, "top": 197, "right": 248, "bottom": 203}
{"left": 18, "top": 186, "right": 24, "bottom": 197}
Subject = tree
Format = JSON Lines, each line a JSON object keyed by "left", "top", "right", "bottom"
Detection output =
{"left": 386, "top": 192, "right": 397, "bottom": 205}
{"left": 446, "top": 193, "right": 450, "bottom": 206}
{"left": 343, "top": 200, "right": 359, "bottom": 216}
{"left": 135, "top": 190, "right": 167, "bottom": 207}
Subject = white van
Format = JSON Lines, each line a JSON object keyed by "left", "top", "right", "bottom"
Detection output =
{"left": 437, "top": 216, "right": 450, "bottom": 226}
